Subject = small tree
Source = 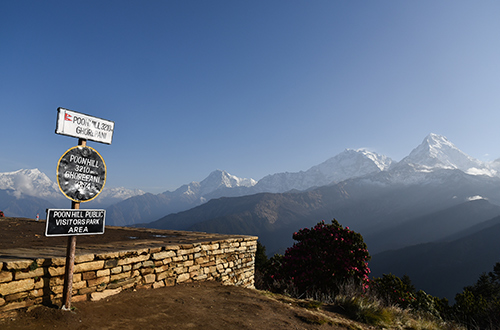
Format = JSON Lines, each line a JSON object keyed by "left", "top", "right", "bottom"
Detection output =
{"left": 453, "top": 262, "right": 500, "bottom": 328}
{"left": 370, "top": 273, "right": 449, "bottom": 317}
{"left": 255, "top": 241, "right": 269, "bottom": 271}
{"left": 254, "top": 241, "right": 272, "bottom": 290}
{"left": 274, "top": 219, "right": 371, "bottom": 295}
{"left": 371, "top": 274, "right": 416, "bottom": 308}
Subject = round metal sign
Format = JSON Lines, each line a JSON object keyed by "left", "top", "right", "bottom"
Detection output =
{"left": 57, "top": 146, "right": 106, "bottom": 202}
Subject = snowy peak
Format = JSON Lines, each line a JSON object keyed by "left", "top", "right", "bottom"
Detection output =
{"left": 198, "top": 170, "right": 256, "bottom": 196}
{"left": 355, "top": 149, "right": 393, "bottom": 171}
{"left": 0, "top": 168, "right": 147, "bottom": 208}
{"left": 94, "top": 187, "right": 146, "bottom": 200}
{"left": 87, "top": 186, "right": 146, "bottom": 207}
{"left": 169, "top": 170, "right": 257, "bottom": 198}
{"left": 316, "top": 148, "right": 392, "bottom": 172}
{"left": 0, "top": 168, "right": 60, "bottom": 198}
{"left": 399, "top": 133, "right": 485, "bottom": 173}
{"left": 306, "top": 148, "right": 393, "bottom": 183}
{"left": 255, "top": 149, "right": 392, "bottom": 193}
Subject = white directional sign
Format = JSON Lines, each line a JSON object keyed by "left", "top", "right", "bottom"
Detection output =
{"left": 56, "top": 107, "right": 114, "bottom": 144}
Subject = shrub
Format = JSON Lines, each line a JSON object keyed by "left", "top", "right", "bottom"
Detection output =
{"left": 336, "top": 295, "right": 394, "bottom": 326}
{"left": 453, "top": 262, "right": 500, "bottom": 329}
{"left": 371, "top": 274, "right": 416, "bottom": 309}
{"left": 371, "top": 273, "right": 449, "bottom": 318}
{"left": 255, "top": 240, "right": 269, "bottom": 271}
{"left": 273, "top": 219, "right": 371, "bottom": 296}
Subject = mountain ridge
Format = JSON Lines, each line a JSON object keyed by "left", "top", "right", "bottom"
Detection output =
{"left": 140, "top": 133, "right": 500, "bottom": 260}
{"left": 369, "top": 218, "right": 500, "bottom": 300}
{"left": 4, "top": 133, "right": 500, "bottom": 225}
{"left": 107, "top": 147, "right": 394, "bottom": 226}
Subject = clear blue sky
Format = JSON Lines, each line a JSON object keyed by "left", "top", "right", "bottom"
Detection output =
{"left": 2, "top": 1, "right": 500, "bottom": 193}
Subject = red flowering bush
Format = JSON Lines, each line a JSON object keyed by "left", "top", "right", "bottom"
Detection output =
{"left": 274, "top": 219, "right": 371, "bottom": 295}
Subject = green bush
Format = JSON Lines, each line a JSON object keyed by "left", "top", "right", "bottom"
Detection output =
{"left": 255, "top": 241, "right": 268, "bottom": 271}
{"left": 371, "top": 273, "right": 449, "bottom": 318}
{"left": 453, "top": 262, "right": 500, "bottom": 329}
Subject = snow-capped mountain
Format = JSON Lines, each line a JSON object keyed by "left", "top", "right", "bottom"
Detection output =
{"left": 486, "top": 157, "right": 500, "bottom": 175}
{"left": 165, "top": 169, "right": 256, "bottom": 201}
{"left": 105, "top": 150, "right": 394, "bottom": 226}
{"left": 86, "top": 187, "right": 146, "bottom": 207}
{"left": 106, "top": 169, "right": 257, "bottom": 226}
{"left": 0, "top": 169, "right": 61, "bottom": 200}
{"left": 353, "top": 133, "right": 497, "bottom": 188}
{"left": 398, "top": 133, "right": 491, "bottom": 174}
{"left": 253, "top": 148, "right": 393, "bottom": 193}
{"left": 376, "top": 133, "right": 498, "bottom": 186}
{"left": 0, "top": 168, "right": 146, "bottom": 213}
{"left": 5, "top": 133, "right": 500, "bottom": 225}
{"left": 196, "top": 169, "right": 256, "bottom": 197}
{"left": 98, "top": 187, "right": 146, "bottom": 200}
{"left": 98, "top": 133, "right": 500, "bottom": 226}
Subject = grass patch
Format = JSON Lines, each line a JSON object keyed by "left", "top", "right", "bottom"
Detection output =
{"left": 295, "top": 312, "right": 331, "bottom": 325}
{"left": 298, "top": 299, "right": 323, "bottom": 310}
{"left": 258, "top": 288, "right": 463, "bottom": 330}
{"left": 336, "top": 296, "right": 394, "bottom": 327}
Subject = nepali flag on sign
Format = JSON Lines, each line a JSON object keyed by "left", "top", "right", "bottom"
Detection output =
{"left": 65, "top": 112, "right": 72, "bottom": 121}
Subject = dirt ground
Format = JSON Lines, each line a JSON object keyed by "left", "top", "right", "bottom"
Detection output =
{"left": 0, "top": 218, "right": 369, "bottom": 330}
{"left": 1, "top": 281, "right": 371, "bottom": 330}
{"left": 0, "top": 217, "right": 186, "bottom": 250}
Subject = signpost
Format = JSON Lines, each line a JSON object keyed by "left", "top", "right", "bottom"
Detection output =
{"left": 46, "top": 209, "right": 106, "bottom": 236}
{"left": 50, "top": 107, "right": 114, "bottom": 311}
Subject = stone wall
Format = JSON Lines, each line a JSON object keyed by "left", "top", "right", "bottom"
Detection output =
{"left": 0, "top": 236, "right": 257, "bottom": 316}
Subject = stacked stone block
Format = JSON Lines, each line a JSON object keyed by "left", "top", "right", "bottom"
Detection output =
{"left": 0, "top": 237, "right": 257, "bottom": 316}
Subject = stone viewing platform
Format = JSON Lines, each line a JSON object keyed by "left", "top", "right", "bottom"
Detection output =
{"left": 0, "top": 218, "right": 257, "bottom": 317}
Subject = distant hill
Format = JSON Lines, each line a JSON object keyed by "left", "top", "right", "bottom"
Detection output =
{"left": 141, "top": 190, "right": 332, "bottom": 254}
{"left": 443, "top": 213, "right": 500, "bottom": 241}
{"left": 84, "top": 187, "right": 146, "bottom": 209}
{"left": 364, "top": 199, "right": 500, "bottom": 254}
{"left": 143, "top": 166, "right": 500, "bottom": 256}
{"left": 106, "top": 192, "right": 200, "bottom": 227}
{"left": 0, "top": 189, "right": 55, "bottom": 218}
{"left": 369, "top": 218, "right": 500, "bottom": 300}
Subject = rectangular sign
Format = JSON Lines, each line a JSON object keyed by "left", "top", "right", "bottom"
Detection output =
{"left": 56, "top": 107, "right": 114, "bottom": 144}
{"left": 45, "top": 209, "right": 106, "bottom": 236}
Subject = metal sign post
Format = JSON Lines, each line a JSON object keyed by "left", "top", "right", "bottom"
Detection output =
{"left": 51, "top": 107, "right": 114, "bottom": 311}
{"left": 61, "top": 138, "right": 85, "bottom": 311}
